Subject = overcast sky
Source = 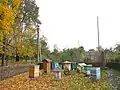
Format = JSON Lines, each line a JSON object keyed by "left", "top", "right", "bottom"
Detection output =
{"left": 36, "top": 0, "right": 120, "bottom": 51}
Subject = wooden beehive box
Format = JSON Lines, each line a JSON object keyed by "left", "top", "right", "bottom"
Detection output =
{"left": 90, "top": 67, "right": 101, "bottom": 80}
{"left": 52, "top": 66, "right": 62, "bottom": 80}
{"left": 63, "top": 61, "right": 71, "bottom": 71}
{"left": 42, "top": 59, "right": 52, "bottom": 73}
{"left": 29, "top": 65, "right": 40, "bottom": 78}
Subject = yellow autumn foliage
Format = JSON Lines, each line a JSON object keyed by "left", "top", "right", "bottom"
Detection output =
{"left": 0, "top": 0, "right": 21, "bottom": 35}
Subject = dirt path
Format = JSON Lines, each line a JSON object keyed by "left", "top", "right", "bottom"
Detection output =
{"left": 105, "top": 69, "right": 120, "bottom": 90}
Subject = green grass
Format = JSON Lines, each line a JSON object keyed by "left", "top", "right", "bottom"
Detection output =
{"left": 113, "top": 69, "right": 120, "bottom": 76}
{"left": 101, "top": 70, "right": 106, "bottom": 77}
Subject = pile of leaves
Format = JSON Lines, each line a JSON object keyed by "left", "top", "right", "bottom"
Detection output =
{"left": 0, "top": 70, "right": 112, "bottom": 90}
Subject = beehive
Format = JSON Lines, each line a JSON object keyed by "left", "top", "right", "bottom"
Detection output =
{"left": 84, "top": 64, "right": 92, "bottom": 75}
{"left": 51, "top": 62, "right": 59, "bottom": 70}
{"left": 63, "top": 61, "right": 71, "bottom": 71}
{"left": 90, "top": 67, "right": 100, "bottom": 80}
{"left": 29, "top": 65, "right": 39, "bottom": 78}
{"left": 59, "top": 63, "right": 63, "bottom": 69}
{"left": 52, "top": 66, "right": 62, "bottom": 80}
{"left": 42, "top": 59, "right": 52, "bottom": 73}
{"left": 84, "top": 64, "right": 92, "bottom": 70}
{"left": 54, "top": 72, "right": 62, "bottom": 80}
{"left": 77, "top": 63, "right": 86, "bottom": 73}
{"left": 71, "top": 62, "right": 77, "bottom": 70}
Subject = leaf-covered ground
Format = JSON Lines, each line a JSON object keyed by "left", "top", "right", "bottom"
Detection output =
{"left": 0, "top": 70, "right": 112, "bottom": 90}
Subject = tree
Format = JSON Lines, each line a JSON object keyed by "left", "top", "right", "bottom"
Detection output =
{"left": 40, "top": 36, "right": 50, "bottom": 59}
{"left": 50, "top": 44, "right": 60, "bottom": 61}
{"left": 0, "top": 0, "right": 22, "bottom": 65}
{"left": 14, "top": 0, "right": 39, "bottom": 61}
{"left": 114, "top": 44, "right": 120, "bottom": 62}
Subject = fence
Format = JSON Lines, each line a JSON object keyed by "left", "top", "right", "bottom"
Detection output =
{"left": 106, "top": 62, "right": 120, "bottom": 71}
{"left": 0, "top": 64, "right": 30, "bottom": 81}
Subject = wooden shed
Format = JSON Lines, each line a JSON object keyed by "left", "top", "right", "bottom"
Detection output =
{"left": 42, "top": 59, "right": 52, "bottom": 73}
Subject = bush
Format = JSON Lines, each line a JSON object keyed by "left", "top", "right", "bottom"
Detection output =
{"left": 115, "top": 55, "right": 120, "bottom": 62}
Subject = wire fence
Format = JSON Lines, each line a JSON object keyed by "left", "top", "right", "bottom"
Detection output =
{"left": 0, "top": 64, "right": 30, "bottom": 81}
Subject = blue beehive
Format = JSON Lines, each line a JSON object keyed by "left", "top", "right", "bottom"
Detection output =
{"left": 84, "top": 64, "right": 92, "bottom": 70}
{"left": 84, "top": 64, "right": 92, "bottom": 75}
{"left": 59, "top": 63, "right": 63, "bottom": 69}
{"left": 51, "top": 62, "right": 59, "bottom": 70}
{"left": 90, "top": 67, "right": 100, "bottom": 80}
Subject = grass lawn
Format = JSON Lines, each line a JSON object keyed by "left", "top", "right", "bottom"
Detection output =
{"left": 0, "top": 70, "right": 112, "bottom": 90}
{"left": 114, "top": 69, "right": 120, "bottom": 76}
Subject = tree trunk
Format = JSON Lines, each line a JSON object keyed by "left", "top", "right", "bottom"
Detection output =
{"left": 25, "top": 56, "right": 28, "bottom": 62}
{"left": 16, "top": 53, "right": 19, "bottom": 62}
{"left": 1, "top": 37, "right": 6, "bottom": 66}
{"left": 1, "top": 54, "right": 5, "bottom": 66}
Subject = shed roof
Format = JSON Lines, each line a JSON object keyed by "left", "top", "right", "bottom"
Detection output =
{"left": 42, "top": 58, "right": 52, "bottom": 62}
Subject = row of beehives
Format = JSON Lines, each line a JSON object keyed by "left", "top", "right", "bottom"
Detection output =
{"left": 77, "top": 63, "right": 101, "bottom": 80}
{"left": 29, "top": 59, "right": 100, "bottom": 80}
{"left": 51, "top": 60, "right": 101, "bottom": 81}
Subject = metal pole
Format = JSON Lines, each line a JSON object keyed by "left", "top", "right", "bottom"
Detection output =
{"left": 97, "top": 16, "right": 100, "bottom": 51}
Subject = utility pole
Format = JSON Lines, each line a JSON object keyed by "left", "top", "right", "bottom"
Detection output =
{"left": 37, "top": 25, "right": 40, "bottom": 63}
{"left": 39, "top": 29, "right": 42, "bottom": 62}
{"left": 78, "top": 40, "right": 80, "bottom": 48}
{"left": 78, "top": 40, "right": 80, "bottom": 61}
{"left": 97, "top": 16, "right": 100, "bottom": 51}
{"left": 37, "top": 20, "right": 42, "bottom": 63}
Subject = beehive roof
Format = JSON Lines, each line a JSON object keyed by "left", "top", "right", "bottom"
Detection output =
{"left": 63, "top": 61, "right": 71, "bottom": 63}
{"left": 78, "top": 63, "right": 86, "bottom": 66}
{"left": 52, "top": 66, "right": 62, "bottom": 72}
{"left": 42, "top": 58, "right": 52, "bottom": 62}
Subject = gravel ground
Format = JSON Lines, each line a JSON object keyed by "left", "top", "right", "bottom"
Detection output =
{"left": 105, "top": 69, "right": 120, "bottom": 90}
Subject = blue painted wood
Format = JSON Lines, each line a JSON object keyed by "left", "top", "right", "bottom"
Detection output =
{"left": 59, "top": 63, "right": 62, "bottom": 69}
{"left": 51, "top": 62, "right": 59, "bottom": 70}
{"left": 90, "top": 67, "right": 100, "bottom": 80}
{"left": 71, "top": 63, "right": 77, "bottom": 70}
{"left": 84, "top": 64, "right": 92, "bottom": 70}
